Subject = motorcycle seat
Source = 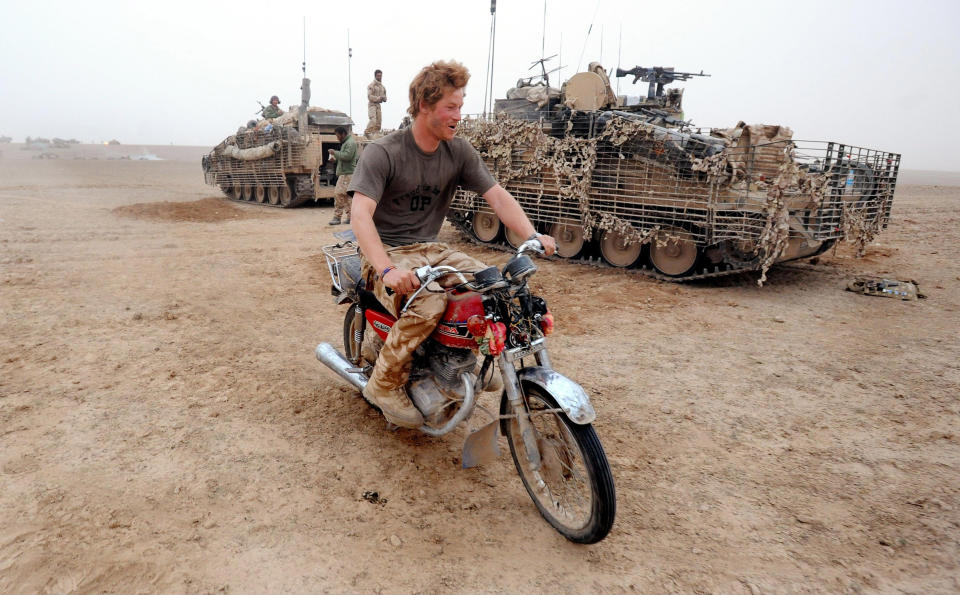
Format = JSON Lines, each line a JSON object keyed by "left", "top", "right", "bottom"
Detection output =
{"left": 360, "top": 288, "right": 392, "bottom": 316}
{"left": 339, "top": 253, "right": 364, "bottom": 287}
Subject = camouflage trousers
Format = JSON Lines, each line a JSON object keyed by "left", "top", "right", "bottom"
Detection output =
{"left": 361, "top": 243, "right": 486, "bottom": 393}
{"left": 364, "top": 103, "right": 382, "bottom": 135}
{"left": 333, "top": 174, "right": 352, "bottom": 219}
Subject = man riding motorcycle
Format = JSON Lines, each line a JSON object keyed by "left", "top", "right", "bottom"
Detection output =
{"left": 348, "top": 59, "right": 557, "bottom": 428}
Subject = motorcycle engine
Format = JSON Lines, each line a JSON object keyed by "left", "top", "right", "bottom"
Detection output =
{"left": 409, "top": 344, "right": 477, "bottom": 426}
{"left": 426, "top": 343, "right": 477, "bottom": 390}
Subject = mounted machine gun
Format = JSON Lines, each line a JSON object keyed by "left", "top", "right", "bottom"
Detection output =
{"left": 615, "top": 65, "right": 710, "bottom": 100}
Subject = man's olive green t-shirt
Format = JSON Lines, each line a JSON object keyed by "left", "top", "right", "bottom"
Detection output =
{"left": 347, "top": 127, "right": 496, "bottom": 247}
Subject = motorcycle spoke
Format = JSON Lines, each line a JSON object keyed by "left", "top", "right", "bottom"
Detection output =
{"left": 546, "top": 446, "right": 589, "bottom": 510}
{"left": 522, "top": 410, "right": 592, "bottom": 524}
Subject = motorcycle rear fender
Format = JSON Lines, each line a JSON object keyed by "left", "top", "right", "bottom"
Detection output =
{"left": 517, "top": 367, "right": 596, "bottom": 425}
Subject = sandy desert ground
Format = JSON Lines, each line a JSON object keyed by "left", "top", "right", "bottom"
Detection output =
{"left": 1, "top": 144, "right": 958, "bottom": 593}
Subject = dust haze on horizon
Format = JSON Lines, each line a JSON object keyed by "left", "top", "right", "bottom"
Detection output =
{"left": 1, "top": 0, "right": 958, "bottom": 171}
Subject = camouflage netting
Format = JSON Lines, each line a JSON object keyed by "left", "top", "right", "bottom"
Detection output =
{"left": 840, "top": 185, "right": 893, "bottom": 257}
{"left": 459, "top": 114, "right": 820, "bottom": 264}
{"left": 458, "top": 113, "right": 674, "bottom": 246}
{"left": 456, "top": 113, "right": 895, "bottom": 283}
{"left": 755, "top": 145, "right": 799, "bottom": 285}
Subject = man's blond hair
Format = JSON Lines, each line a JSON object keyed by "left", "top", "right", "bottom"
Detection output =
{"left": 408, "top": 60, "right": 470, "bottom": 118}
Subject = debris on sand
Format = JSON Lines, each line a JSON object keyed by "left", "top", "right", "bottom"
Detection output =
{"left": 846, "top": 277, "right": 926, "bottom": 301}
{"left": 361, "top": 491, "right": 388, "bottom": 506}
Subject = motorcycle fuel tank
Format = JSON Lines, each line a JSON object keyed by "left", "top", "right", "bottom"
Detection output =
{"left": 432, "top": 290, "right": 485, "bottom": 349}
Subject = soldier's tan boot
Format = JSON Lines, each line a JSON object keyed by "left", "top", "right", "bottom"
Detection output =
{"left": 362, "top": 383, "right": 423, "bottom": 429}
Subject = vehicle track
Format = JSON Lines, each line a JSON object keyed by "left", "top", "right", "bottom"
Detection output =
{"left": 448, "top": 219, "right": 752, "bottom": 283}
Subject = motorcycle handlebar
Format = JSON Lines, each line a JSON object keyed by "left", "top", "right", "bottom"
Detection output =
{"left": 517, "top": 239, "right": 545, "bottom": 257}
{"left": 413, "top": 265, "right": 466, "bottom": 285}
{"left": 399, "top": 242, "right": 543, "bottom": 314}
{"left": 400, "top": 266, "right": 468, "bottom": 314}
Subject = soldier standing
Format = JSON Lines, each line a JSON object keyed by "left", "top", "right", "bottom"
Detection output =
{"left": 327, "top": 125, "right": 358, "bottom": 225}
{"left": 365, "top": 69, "right": 387, "bottom": 135}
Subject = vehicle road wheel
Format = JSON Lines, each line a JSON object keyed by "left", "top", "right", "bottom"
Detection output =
{"left": 230, "top": 186, "right": 243, "bottom": 201}
{"left": 242, "top": 184, "right": 254, "bottom": 201}
{"left": 268, "top": 186, "right": 280, "bottom": 205}
{"left": 472, "top": 212, "right": 501, "bottom": 243}
{"left": 255, "top": 186, "right": 266, "bottom": 203}
{"left": 279, "top": 184, "right": 293, "bottom": 206}
{"left": 505, "top": 226, "right": 527, "bottom": 249}
{"left": 501, "top": 385, "right": 616, "bottom": 544}
{"left": 718, "top": 239, "right": 759, "bottom": 270}
{"left": 599, "top": 228, "right": 642, "bottom": 267}
{"left": 549, "top": 221, "right": 586, "bottom": 258}
{"left": 649, "top": 227, "right": 698, "bottom": 277}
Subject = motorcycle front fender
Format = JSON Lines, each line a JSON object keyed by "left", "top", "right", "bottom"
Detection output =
{"left": 517, "top": 367, "right": 596, "bottom": 425}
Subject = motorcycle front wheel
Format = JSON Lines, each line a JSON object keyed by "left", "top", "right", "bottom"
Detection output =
{"left": 501, "top": 384, "right": 616, "bottom": 543}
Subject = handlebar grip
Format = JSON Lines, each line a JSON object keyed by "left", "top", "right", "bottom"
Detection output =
{"left": 414, "top": 265, "right": 434, "bottom": 284}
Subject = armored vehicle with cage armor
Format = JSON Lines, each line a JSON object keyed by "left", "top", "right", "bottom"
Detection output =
{"left": 202, "top": 78, "right": 354, "bottom": 207}
{"left": 448, "top": 61, "right": 900, "bottom": 282}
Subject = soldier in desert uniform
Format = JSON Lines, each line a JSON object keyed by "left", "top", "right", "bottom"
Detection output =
{"left": 327, "top": 125, "right": 358, "bottom": 225}
{"left": 365, "top": 69, "right": 387, "bottom": 135}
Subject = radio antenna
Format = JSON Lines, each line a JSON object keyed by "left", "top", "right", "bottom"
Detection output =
{"left": 542, "top": 0, "right": 547, "bottom": 59}
{"left": 483, "top": 1, "right": 498, "bottom": 117}
{"left": 576, "top": 0, "right": 600, "bottom": 72}
{"left": 616, "top": 24, "right": 622, "bottom": 95}
{"left": 347, "top": 29, "right": 353, "bottom": 118}
{"left": 299, "top": 17, "right": 310, "bottom": 132}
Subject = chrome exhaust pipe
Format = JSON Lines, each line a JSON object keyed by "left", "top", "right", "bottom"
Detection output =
{"left": 315, "top": 343, "right": 368, "bottom": 392}
{"left": 419, "top": 372, "right": 477, "bottom": 437}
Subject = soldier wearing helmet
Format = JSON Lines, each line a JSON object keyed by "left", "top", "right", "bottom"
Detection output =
{"left": 262, "top": 95, "right": 284, "bottom": 119}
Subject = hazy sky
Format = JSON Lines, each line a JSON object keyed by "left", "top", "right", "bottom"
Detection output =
{"left": 2, "top": 0, "right": 958, "bottom": 170}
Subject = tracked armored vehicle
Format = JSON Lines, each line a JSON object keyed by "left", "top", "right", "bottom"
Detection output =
{"left": 448, "top": 62, "right": 900, "bottom": 282}
{"left": 202, "top": 78, "right": 353, "bottom": 207}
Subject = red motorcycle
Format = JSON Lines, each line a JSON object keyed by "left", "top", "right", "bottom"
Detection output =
{"left": 316, "top": 231, "right": 615, "bottom": 543}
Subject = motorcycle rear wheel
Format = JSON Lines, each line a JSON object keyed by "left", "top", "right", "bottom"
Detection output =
{"left": 501, "top": 384, "right": 615, "bottom": 543}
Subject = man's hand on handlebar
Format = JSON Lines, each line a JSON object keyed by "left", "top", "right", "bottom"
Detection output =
{"left": 538, "top": 234, "right": 557, "bottom": 257}
{"left": 383, "top": 267, "right": 421, "bottom": 295}
{"left": 522, "top": 235, "right": 557, "bottom": 257}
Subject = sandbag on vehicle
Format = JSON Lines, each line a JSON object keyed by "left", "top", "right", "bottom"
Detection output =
{"left": 223, "top": 141, "right": 281, "bottom": 161}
